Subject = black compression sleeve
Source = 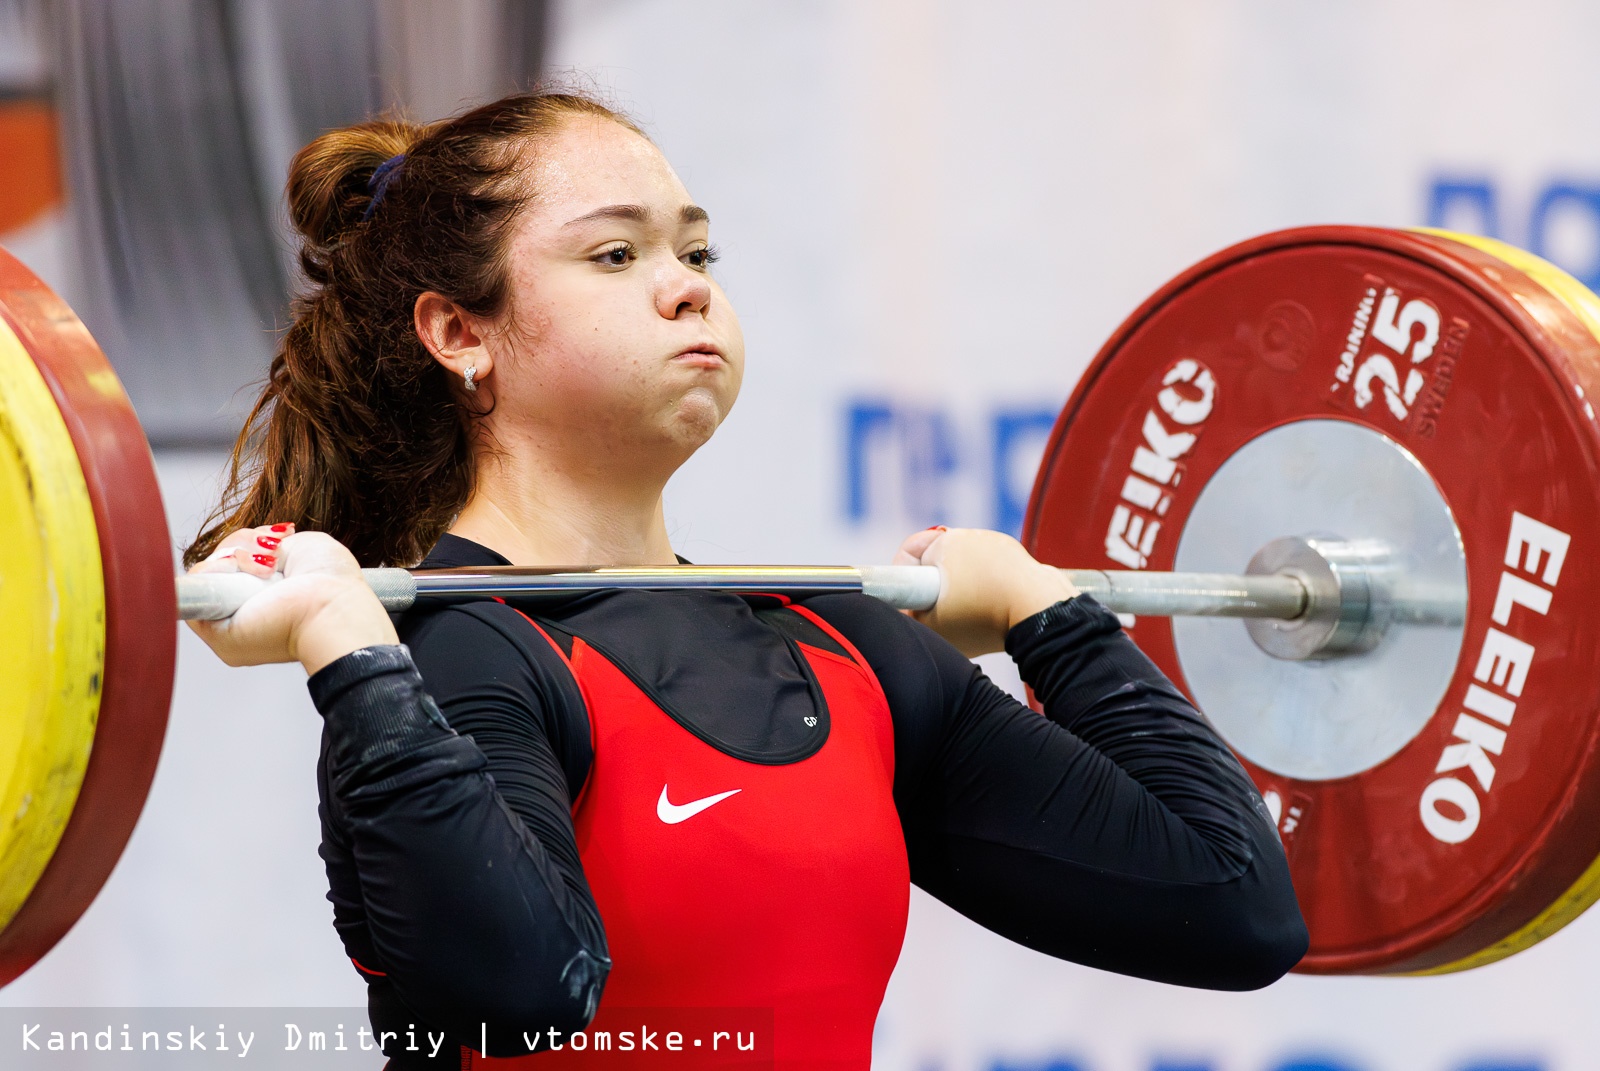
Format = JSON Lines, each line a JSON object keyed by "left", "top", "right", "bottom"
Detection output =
{"left": 309, "top": 640, "right": 608, "bottom": 1055}
{"left": 805, "top": 593, "right": 1307, "bottom": 990}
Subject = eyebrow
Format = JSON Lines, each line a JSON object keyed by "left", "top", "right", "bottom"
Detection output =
{"left": 563, "top": 204, "right": 710, "bottom": 227}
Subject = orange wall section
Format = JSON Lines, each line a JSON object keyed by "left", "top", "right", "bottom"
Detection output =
{"left": 0, "top": 99, "right": 64, "bottom": 235}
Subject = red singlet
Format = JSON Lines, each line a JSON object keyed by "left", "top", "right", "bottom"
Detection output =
{"left": 463, "top": 605, "right": 909, "bottom": 1069}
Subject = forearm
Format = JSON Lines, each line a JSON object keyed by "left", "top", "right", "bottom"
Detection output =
{"left": 915, "top": 817, "right": 1304, "bottom": 989}
{"left": 310, "top": 646, "right": 608, "bottom": 1047}
{"left": 1007, "top": 595, "right": 1269, "bottom": 875}
{"left": 976, "top": 596, "right": 1305, "bottom": 983}
{"left": 782, "top": 592, "right": 1308, "bottom": 987}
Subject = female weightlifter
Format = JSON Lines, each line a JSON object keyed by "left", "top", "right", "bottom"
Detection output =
{"left": 183, "top": 90, "right": 1307, "bottom": 1068}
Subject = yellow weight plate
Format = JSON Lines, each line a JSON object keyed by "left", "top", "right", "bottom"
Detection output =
{"left": 0, "top": 310, "right": 103, "bottom": 929}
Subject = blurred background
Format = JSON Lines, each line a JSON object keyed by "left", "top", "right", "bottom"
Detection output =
{"left": 5, "top": 0, "right": 1600, "bottom": 1068}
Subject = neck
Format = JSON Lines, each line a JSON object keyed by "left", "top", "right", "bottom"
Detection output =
{"left": 447, "top": 446, "right": 678, "bottom": 567}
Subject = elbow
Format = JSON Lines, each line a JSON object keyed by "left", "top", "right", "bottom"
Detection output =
{"left": 1209, "top": 900, "right": 1309, "bottom": 991}
{"left": 1198, "top": 814, "right": 1310, "bottom": 990}
{"left": 403, "top": 946, "right": 610, "bottom": 1053}
{"left": 489, "top": 947, "right": 610, "bottom": 1039}
{"left": 1201, "top": 853, "right": 1309, "bottom": 991}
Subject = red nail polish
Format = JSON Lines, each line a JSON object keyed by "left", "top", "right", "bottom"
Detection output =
{"left": 926, "top": 525, "right": 948, "bottom": 532}
{"left": 252, "top": 553, "right": 276, "bottom": 567}
{"left": 270, "top": 523, "right": 292, "bottom": 533}
{"left": 257, "top": 535, "right": 280, "bottom": 550}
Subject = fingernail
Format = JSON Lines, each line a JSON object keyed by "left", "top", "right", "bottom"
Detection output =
{"left": 926, "top": 525, "right": 948, "bottom": 532}
{"left": 251, "top": 553, "right": 276, "bottom": 568}
{"left": 270, "top": 523, "right": 292, "bottom": 533}
{"left": 257, "top": 535, "right": 280, "bottom": 550}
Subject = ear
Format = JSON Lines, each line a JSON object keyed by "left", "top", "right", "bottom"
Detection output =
{"left": 414, "top": 291, "right": 494, "bottom": 385}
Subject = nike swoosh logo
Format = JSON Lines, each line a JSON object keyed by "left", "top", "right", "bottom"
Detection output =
{"left": 657, "top": 785, "right": 741, "bottom": 825}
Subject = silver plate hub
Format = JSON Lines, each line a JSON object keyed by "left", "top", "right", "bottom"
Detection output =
{"left": 1172, "top": 420, "right": 1467, "bottom": 781}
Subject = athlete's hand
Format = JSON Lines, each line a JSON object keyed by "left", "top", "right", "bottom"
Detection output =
{"left": 185, "top": 524, "right": 399, "bottom": 675}
{"left": 893, "top": 527, "right": 1079, "bottom": 657}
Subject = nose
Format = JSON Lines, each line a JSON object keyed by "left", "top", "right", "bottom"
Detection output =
{"left": 657, "top": 259, "right": 712, "bottom": 321}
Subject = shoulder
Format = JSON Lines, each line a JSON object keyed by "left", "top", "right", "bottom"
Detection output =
{"left": 400, "top": 600, "right": 553, "bottom": 667}
{"left": 398, "top": 601, "right": 581, "bottom": 718}
{"left": 800, "top": 594, "right": 978, "bottom": 706}
{"left": 398, "top": 602, "right": 593, "bottom": 786}
{"left": 801, "top": 593, "right": 953, "bottom": 663}
{"left": 800, "top": 591, "right": 916, "bottom": 638}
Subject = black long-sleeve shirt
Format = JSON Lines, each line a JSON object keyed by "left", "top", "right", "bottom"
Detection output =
{"left": 310, "top": 534, "right": 1306, "bottom": 1062}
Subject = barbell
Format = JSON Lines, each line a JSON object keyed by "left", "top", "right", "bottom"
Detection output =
{"left": 1, "top": 225, "right": 1594, "bottom": 985}
{"left": 176, "top": 538, "right": 1462, "bottom": 635}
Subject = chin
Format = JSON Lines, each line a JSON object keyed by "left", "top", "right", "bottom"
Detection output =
{"left": 664, "top": 388, "right": 729, "bottom": 449}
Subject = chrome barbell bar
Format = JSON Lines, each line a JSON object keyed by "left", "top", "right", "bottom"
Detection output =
{"left": 177, "top": 534, "right": 1468, "bottom": 664}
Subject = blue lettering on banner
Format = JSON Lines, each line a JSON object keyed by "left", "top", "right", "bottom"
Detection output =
{"left": 1427, "top": 177, "right": 1500, "bottom": 239}
{"left": 845, "top": 401, "right": 896, "bottom": 521}
{"left": 1268, "top": 1057, "right": 1366, "bottom": 1071}
{"left": 900, "top": 407, "right": 962, "bottom": 526}
{"left": 843, "top": 399, "right": 1059, "bottom": 536}
{"left": 1426, "top": 174, "right": 1600, "bottom": 291}
{"left": 844, "top": 399, "right": 962, "bottom": 527}
{"left": 1528, "top": 182, "right": 1600, "bottom": 291}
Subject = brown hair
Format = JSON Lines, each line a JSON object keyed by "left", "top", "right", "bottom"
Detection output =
{"left": 183, "top": 90, "right": 644, "bottom": 568}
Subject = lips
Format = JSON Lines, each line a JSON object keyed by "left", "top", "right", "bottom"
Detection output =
{"left": 672, "top": 345, "right": 724, "bottom": 368}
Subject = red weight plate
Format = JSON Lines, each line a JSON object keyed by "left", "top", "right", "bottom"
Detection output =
{"left": 0, "top": 247, "right": 175, "bottom": 983}
{"left": 1024, "top": 226, "right": 1600, "bottom": 974}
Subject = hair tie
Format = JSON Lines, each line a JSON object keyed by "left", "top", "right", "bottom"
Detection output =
{"left": 362, "top": 153, "right": 407, "bottom": 222}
